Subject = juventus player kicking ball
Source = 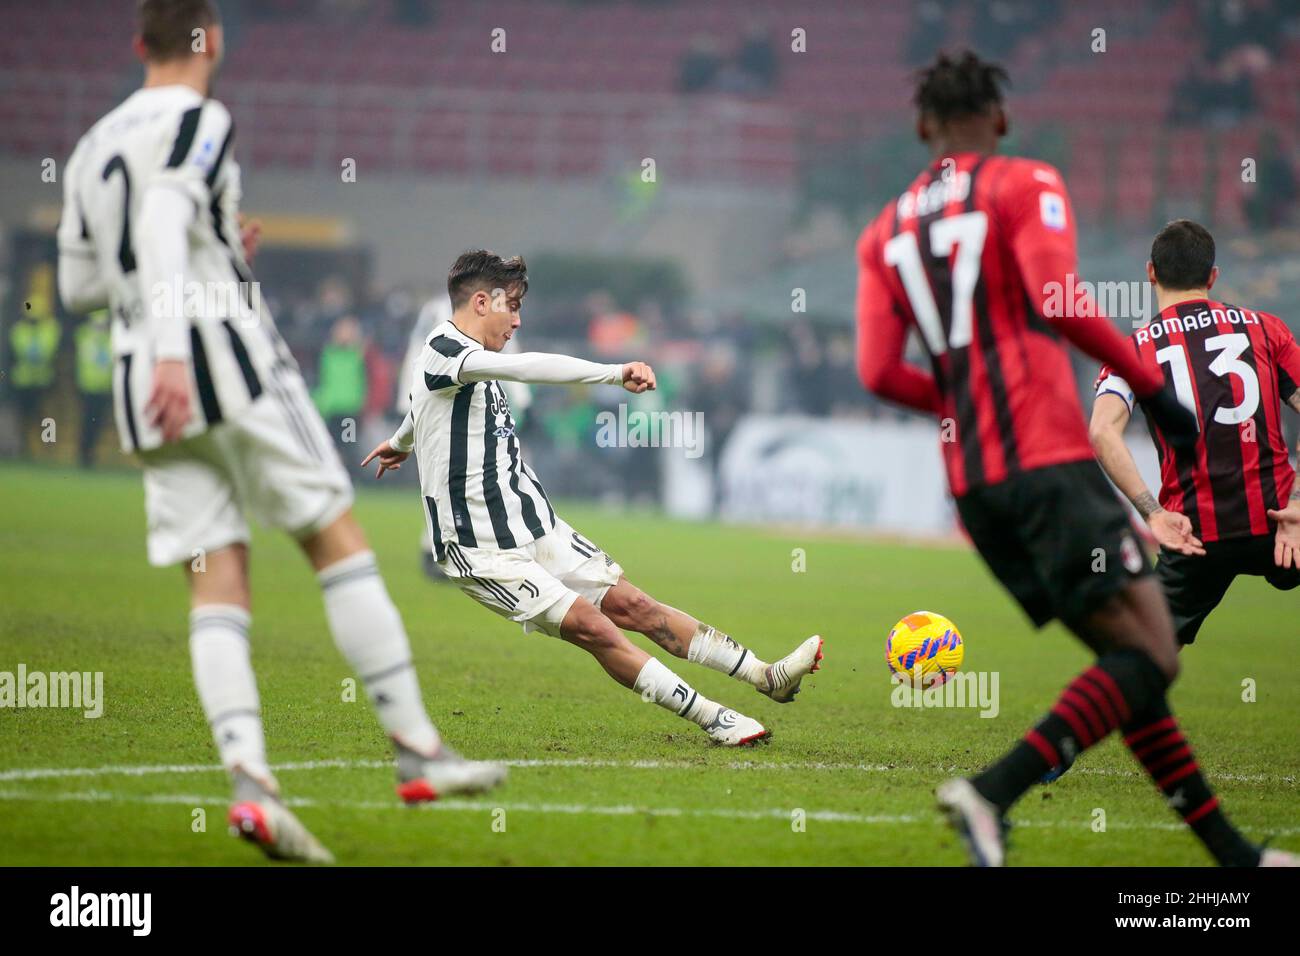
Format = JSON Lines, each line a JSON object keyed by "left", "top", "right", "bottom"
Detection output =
{"left": 856, "top": 52, "right": 1296, "bottom": 866}
{"left": 363, "top": 251, "right": 823, "bottom": 746}
{"left": 56, "top": 0, "right": 503, "bottom": 863}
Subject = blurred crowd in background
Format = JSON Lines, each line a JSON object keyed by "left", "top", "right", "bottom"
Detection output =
{"left": 4, "top": 0, "right": 1299, "bottom": 507}
{"left": 5, "top": 256, "right": 861, "bottom": 508}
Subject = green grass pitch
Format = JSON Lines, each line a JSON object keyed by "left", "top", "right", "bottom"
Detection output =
{"left": 0, "top": 462, "right": 1295, "bottom": 866}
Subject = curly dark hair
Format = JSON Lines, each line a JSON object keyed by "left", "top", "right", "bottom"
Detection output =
{"left": 914, "top": 50, "right": 1009, "bottom": 122}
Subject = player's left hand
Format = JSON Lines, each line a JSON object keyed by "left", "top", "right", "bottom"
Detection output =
{"left": 360, "top": 440, "right": 409, "bottom": 479}
{"left": 1266, "top": 500, "right": 1300, "bottom": 569}
{"left": 621, "top": 361, "right": 656, "bottom": 394}
{"left": 1148, "top": 508, "right": 1205, "bottom": 557}
{"left": 239, "top": 214, "right": 262, "bottom": 265}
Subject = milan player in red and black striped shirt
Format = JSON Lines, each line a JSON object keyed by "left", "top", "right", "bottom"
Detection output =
{"left": 856, "top": 52, "right": 1292, "bottom": 867}
{"left": 1091, "top": 219, "right": 1300, "bottom": 645}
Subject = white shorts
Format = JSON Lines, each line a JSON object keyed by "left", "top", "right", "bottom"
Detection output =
{"left": 137, "top": 374, "right": 354, "bottom": 567}
{"left": 439, "top": 516, "right": 624, "bottom": 637}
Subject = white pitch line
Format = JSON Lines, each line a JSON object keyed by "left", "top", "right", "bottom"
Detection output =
{"left": 1, "top": 787, "right": 1297, "bottom": 836}
{"left": 0, "top": 788, "right": 906, "bottom": 824}
{"left": 0, "top": 758, "right": 391, "bottom": 782}
{"left": 0, "top": 757, "right": 1292, "bottom": 785}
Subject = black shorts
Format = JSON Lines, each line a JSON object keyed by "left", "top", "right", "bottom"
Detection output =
{"left": 1156, "top": 535, "right": 1300, "bottom": 645}
{"left": 956, "top": 459, "right": 1150, "bottom": 631}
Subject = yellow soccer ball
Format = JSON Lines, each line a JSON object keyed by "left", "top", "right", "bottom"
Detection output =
{"left": 886, "top": 611, "right": 964, "bottom": 687}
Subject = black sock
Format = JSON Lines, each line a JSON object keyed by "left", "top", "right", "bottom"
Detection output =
{"left": 972, "top": 648, "right": 1166, "bottom": 813}
{"left": 1122, "top": 698, "right": 1260, "bottom": 867}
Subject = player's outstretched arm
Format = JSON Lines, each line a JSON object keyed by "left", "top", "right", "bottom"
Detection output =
{"left": 1089, "top": 392, "right": 1204, "bottom": 556}
{"left": 460, "top": 350, "right": 655, "bottom": 393}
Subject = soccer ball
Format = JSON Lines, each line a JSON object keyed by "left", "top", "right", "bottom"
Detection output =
{"left": 886, "top": 611, "right": 964, "bottom": 687}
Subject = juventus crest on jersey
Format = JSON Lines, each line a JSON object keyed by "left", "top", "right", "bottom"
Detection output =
{"left": 408, "top": 321, "right": 558, "bottom": 558}
{"left": 58, "top": 84, "right": 294, "bottom": 452}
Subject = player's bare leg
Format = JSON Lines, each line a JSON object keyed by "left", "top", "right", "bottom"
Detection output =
{"left": 599, "top": 577, "right": 823, "bottom": 702}
{"left": 300, "top": 511, "right": 505, "bottom": 803}
{"left": 940, "top": 577, "right": 1269, "bottom": 867}
{"left": 558, "top": 596, "right": 770, "bottom": 745}
{"left": 186, "top": 544, "right": 332, "bottom": 863}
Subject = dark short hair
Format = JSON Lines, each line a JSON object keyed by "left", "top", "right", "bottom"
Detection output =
{"left": 914, "top": 50, "right": 1009, "bottom": 123}
{"left": 1151, "top": 220, "right": 1216, "bottom": 291}
{"left": 137, "top": 0, "right": 219, "bottom": 63}
{"left": 447, "top": 250, "right": 529, "bottom": 309}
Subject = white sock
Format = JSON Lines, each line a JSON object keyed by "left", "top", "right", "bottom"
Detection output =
{"left": 189, "top": 604, "right": 272, "bottom": 784}
{"left": 319, "top": 551, "right": 441, "bottom": 756}
{"left": 687, "top": 624, "right": 766, "bottom": 687}
{"left": 633, "top": 657, "right": 722, "bottom": 729}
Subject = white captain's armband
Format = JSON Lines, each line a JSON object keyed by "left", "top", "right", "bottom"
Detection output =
{"left": 1094, "top": 370, "right": 1135, "bottom": 413}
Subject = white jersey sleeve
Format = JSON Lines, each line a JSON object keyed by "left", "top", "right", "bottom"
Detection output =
{"left": 137, "top": 185, "right": 196, "bottom": 360}
{"left": 56, "top": 140, "right": 108, "bottom": 314}
{"left": 459, "top": 350, "right": 623, "bottom": 386}
{"left": 389, "top": 410, "right": 415, "bottom": 454}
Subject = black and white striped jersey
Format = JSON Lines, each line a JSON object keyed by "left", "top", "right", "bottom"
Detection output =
{"left": 392, "top": 320, "right": 624, "bottom": 558}
{"left": 57, "top": 84, "right": 294, "bottom": 452}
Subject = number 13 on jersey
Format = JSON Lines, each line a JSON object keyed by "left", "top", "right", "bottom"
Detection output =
{"left": 1156, "top": 333, "right": 1259, "bottom": 427}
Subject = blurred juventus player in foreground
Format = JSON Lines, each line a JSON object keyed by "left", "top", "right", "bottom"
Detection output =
{"left": 856, "top": 51, "right": 1294, "bottom": 866}
{"left": 56, "top": 0, "right": 503, "bottom": 863}
{"left": 1091, "top": 220, "right": 1300, "bottom": 644}
{"left": 363, "top": 251, "right": 823, "bottom": 746}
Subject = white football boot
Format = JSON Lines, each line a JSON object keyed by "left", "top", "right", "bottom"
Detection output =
{"left": 395, "top": 740, "right": 508, "bottom": 804}
{"left": 702, "top": 707, "right": 770, "bottom": 746}
{"left": 759, "top": 635, "right": 824, "bottom": 703}
{"left": 936, "top": 777, "right": 1007, "bottom": 867}
{"left": 227, "top": 768, "right": 334, "bottom": 864}
{"left": 1260, "top": 848, "right": 1300, "bottom": 866}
